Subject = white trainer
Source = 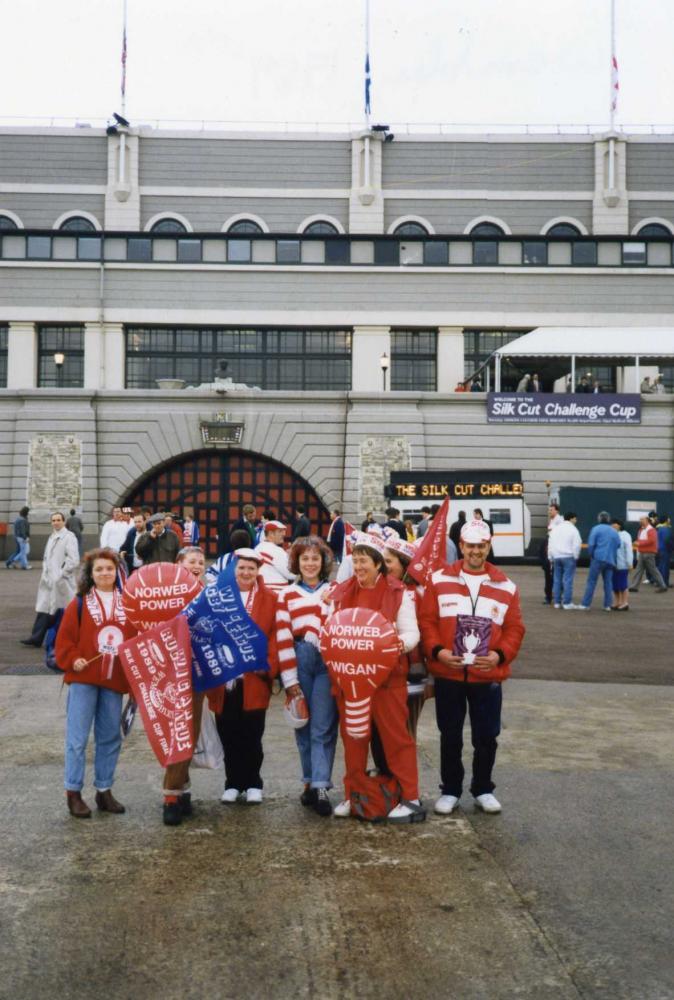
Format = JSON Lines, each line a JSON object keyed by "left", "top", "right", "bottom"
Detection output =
{"left": 220, "top": 787, "right": 240, "bottom": 804}
{"left": 245, "top": 788, "right": 263, "bottom": 804}
{"left": 333, "top": 799, "right": 352, "bottom": 818}
{"left": 474, "top": 793, "right": 502, "bottom": 814}
{"left": 434, "top": 794, "right": 459, "bottom": 815}
{"left": 553, "top": 603, "right": 561, "bottom": 609}
{"left": 562, "top": 603, "right": 575, "bottom": 610}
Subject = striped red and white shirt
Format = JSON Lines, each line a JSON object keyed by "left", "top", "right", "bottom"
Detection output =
{"left": 275, "top": 580, "right": 331, "bottom": 687}
{"left": 255, "top": 539, "right": 296, "bottom": 593}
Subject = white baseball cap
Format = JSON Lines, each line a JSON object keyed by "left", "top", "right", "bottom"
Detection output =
{"left": 234, "top": 547, "right": 264, "bottom": 564}
{"left": 460, "top": 520, "right": 491, "bottom": 544}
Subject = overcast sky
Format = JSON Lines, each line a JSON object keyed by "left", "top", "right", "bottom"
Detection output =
{"left": 1, "top": 0, "right": 673, "bottom": 130}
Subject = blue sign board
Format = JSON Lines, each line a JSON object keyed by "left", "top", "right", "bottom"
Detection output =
{"left": 487, "top": 393, "right": 641, "bottom": 425}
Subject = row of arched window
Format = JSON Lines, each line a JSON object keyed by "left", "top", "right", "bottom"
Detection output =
{"left": 0, "top": 211, "right": 672, "bottom": 239}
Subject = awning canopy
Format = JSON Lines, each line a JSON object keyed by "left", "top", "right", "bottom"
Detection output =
{"left": 495, "top": 327, "right": 674, "bottom": 360}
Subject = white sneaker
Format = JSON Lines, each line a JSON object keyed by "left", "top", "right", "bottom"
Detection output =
{"left": 575, "top": 605, "right": 589, "bottom": 611}
{"left": 474, "top": 793, "right": 502, "bottom": 814}
{"left": 562, "top": 603, "right": 575, "bottom": 610}
{"left": 434, "top": 794, "right": 460, "bottom": 815}
{"left": 245, "top": 788, "right": 263, "bottom": 804}
{"left": 553, "top": 603, "right": 561, "bottom": 609}
{"left": 333, "top": 799, "right": 352, "bottom": 817}
{"left": 220, "top": 787, "right": 240, "bottom": 804}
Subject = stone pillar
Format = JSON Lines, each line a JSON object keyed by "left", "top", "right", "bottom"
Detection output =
{"left": 351, "top": 326, "right": 391, "bottom": 391}
{"left": 104, "top": 131, "right": 141, "bottom": 230}
{"left": 437, "top": 326, "right": 465, "bottom": 391}
{"left": 592, "top": 137, "right": 629, "bottom": 234}
{"left": 349, "top": 133, "right": 384, "bottom": 234}
{"left": 7, "top": 322, "right": 37, "bottom": 389}
{"left": 104, "top": 323, "right": 125, "bottom": 389}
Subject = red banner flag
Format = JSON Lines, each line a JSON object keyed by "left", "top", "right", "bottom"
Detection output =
{"left": 406, "top": 496, "right": 451, "bottom": 584}
{"left": 117, "top": 615, "right": 194, "bottom": 767}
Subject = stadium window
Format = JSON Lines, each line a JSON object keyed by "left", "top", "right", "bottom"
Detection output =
{"left": 304, "top": 221, "right": 339, "bottom": 235}
{"left": 77, "top": 237, "right": 101, "bottom": 260}
{"left": 636, "top": 223, "right": 671, "bottom": 238}
{"left": 177, "top": 239, "right": 202, "bottom": 263}
{"left": 523, "top": 241, "right": 548, "bottom": 265}
{"left": 470, "top": 222, "right": 503, "bottom": 266}
{"left": 59, "top": 216, "right": 97, "bottom": 233}
{"left": 27, "top": 236, "right": 52, "bottom": 259}
{"left": 571, "top": 241, "right": 597, "bottom": 266}
{"left": 37, "top": 325, "right": 84, "bottom": 387}
{"left": 391, "top": 330, "right": 437, "bottom": 390}
{"left": 393, "top": 222, "right": 428, "bottom": 237}
{"left": 546, "top": 223, "right": 581, "bottom": 238}
{"left": 374, "top": 239, "right": 399, "bottom": 265}
{"left": 150, "top": 218, "right": 188, "bottom": 234}
{"left": 127, "top": 238, "right": 152, "bottom": 262}
{"left": 227, "top": 220, "right": 264, "bottom": 234}
{"left": 423, "top": 241, "right": 449, "bottom": 265}
{"left": 0, "top": 326, "right": 7, "bottom": 387}
{"left": 276, "top": 239, "right": 301, "bottom": 264}
{"left": 325, "top": 239, "right": 350, "bottom": 264}
{"left": 0, "top": 215, "right": 18, "bottom": 230}
{"left": 622, "top": 241, "right": 647, "bottom": 265}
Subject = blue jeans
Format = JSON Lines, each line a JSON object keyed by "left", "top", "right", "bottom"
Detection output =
{"left": 6, "top": 537, "right": 29, "bottom": 569}
{"left": 582, "top": 559, "right": 614, "bottom": 610}
{"left": 294, "top": 640, "right": 338, "bottom": 789}
{"left": 657, "top": 552, "right": 671, "bottom": 588}
{"left": 552, "top": 557, "right": 576, "bottom": 606}
{"left": 64, "top": 683, "right": 123, "bottom": 792}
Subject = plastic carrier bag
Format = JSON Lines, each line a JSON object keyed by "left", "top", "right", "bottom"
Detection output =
{"left": 191, "top": 708, "right": 224, "bottom": 769}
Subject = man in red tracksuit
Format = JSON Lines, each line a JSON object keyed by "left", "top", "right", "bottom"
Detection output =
{"left": 419, "top": 519, "right": 525, "bottom": 815}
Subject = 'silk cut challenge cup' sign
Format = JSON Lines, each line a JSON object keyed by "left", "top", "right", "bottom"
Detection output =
{"left": 122, "top": 562, "right": 202, "bottom": 631}
{"left": 487, "top": 392, "right": 641, "bottom": 425}
{"left": 320, "top": 608, "right": 400, "bottom": 740}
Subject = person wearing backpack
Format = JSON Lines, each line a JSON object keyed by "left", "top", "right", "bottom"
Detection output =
{"left": 55, "top": 547, "right": 135, "bottom": 819}
{"left": 328, "top": 533, "right": 425, "bottom": 824}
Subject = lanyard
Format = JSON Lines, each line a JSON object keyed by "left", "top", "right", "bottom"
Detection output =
{"left": 459, "top": 574, "right": 486, "bottom": 616}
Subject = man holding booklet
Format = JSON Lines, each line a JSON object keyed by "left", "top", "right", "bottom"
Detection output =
{"left": 419, "top": 519, "right": 525, "bottom": 816}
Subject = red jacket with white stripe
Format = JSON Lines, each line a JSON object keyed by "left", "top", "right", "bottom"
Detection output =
{"left": 636, "top": 525, "right": 658, "bottom": 554}
{"left": 419, "top": 560, "right": 525, "bottom": 684}
{"left": 275, "top": 581, "right": 331, "bottom": 688}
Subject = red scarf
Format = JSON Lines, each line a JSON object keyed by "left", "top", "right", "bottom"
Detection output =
{"left": 330, "top": 573, "right": 404, "bottom": 625}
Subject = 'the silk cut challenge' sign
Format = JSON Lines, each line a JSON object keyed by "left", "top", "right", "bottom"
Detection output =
{"left": 487, "top": 392, "right": 641, "bottom": 424}
{"left": 118, "top": 615, "right": 194, "bottom": 767}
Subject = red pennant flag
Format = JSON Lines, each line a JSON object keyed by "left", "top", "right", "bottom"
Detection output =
{"left": 117, "top": 615, "right": 194, "bottom": 767}
{"left": 406, "top": 496, "right": 451, "bottom": 584}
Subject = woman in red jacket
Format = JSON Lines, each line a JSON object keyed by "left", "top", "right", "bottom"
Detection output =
{"left": 55, "top": 547, "right": 135, "bottom": 818}
{"left": 208, "top": 549, "right": 279, "bottom": 805}
{"left": 328, "top": 535, "right": 425, "bottom": 823}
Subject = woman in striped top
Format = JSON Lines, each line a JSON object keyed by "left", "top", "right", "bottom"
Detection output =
{"left": 275, "top": 536, "right": 338, "bottom": 817}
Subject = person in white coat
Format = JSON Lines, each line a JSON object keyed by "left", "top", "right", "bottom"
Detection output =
{"left": 21, "top": 511, "right": 80, "bottom": 647}
{"left": 255, "top": 520, "right": 296, "bottom": 593}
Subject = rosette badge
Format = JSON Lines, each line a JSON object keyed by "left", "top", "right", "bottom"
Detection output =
{"left": 320, "top": 608, "right": 400, "bottom": 740}
{"left": 122, "top": 562, "right": 202, "bottom": 631}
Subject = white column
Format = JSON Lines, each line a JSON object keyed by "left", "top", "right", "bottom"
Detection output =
{"left": 83, "top": 322, "right": 104, "bottom": 389}
{"left": 104, "top": 323, "right": 125, "bottom": 389}
{"left": 436, "top": 326, "right": 465, "bottom": 392}
{"left": 349, "top": 133, "right": 384, "bottom": 234}
{"left": 7, "top": 322, "right": 37, "bottom": 389}
{"left": 351, "top": 325, "right": 391, "bottom": 391}
{"left": 592, "top": 137, "right": 628, "bottom": 234}
{"left": 104, "top": 132, "right": 140, "bottom": 230}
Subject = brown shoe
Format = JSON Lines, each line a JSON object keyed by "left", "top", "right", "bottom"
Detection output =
{"left": 67, "top": 791, "right": 92, "bottom": 819}
{"left": 95, "top": 789, "right": 126, "bottom": 814}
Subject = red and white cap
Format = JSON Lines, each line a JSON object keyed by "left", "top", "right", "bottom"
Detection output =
{"left": 384, "top": 535, "right": 417, "bottom": 561}
{"left": 460, "top": 520, "right": 492, "bottom": 544}
{"left": 234, "top": 547, "right": 264, "bottom": 564}
{"left": 264, "top": 520, "right": 286, "bottom": 534}
{"left": 351, "top": 530, "right": 386, "bottom": 556}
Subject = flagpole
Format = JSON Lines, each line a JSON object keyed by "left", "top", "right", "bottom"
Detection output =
{"left": 364, "top": 0, "right": 371, "bottom": 128}
{"left": 608, "top": 0, "right": 616, "bottom": 190}
{"left": 119, "top": 0, "right": 128, "bottom": 186}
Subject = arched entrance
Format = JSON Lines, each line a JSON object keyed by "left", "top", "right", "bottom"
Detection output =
{"left": 123, "top": 449, "right": 331, "bottom": 558}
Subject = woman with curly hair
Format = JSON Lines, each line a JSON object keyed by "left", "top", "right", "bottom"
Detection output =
{"left": 275, "top": 536, "right": 338, "bottom": 816}
{"left": 55, "top": 547, "right": 135, "bottom": 818}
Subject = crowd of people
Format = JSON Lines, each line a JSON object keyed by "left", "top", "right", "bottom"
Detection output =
{"left": 541, "top": 503, "right": 672, "bottom": 611}
{"left": 11, "top": 499, "right": 527, "bottom": 828}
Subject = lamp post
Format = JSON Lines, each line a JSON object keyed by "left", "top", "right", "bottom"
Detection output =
{"left": 54, "top": 352, "right": 65, "bottom": 388}
{"left": 380, "top": 351, "right": 390, "bottom": 391}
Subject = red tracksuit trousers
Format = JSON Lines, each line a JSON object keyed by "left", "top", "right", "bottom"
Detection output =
{"left": 339, "top": 681, "right": 419, "bottom": 802}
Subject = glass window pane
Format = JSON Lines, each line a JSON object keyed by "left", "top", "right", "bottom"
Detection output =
{"left": 304, "top": 221, "right": 338, "bottom": 235}
{"left": 175, "top": 331, "right": 200, "bottom": 352}
{"left": 177, "top": 239, "right": 201, "bottom": 262}
{"left": 572, "top": 242, "right": 597, "bottom": 266}
{"left": 473, "top": 241, "right": 497, "bottom": 265}
{"left": 277, "top": 240, "right": 301, "bottom": 264}
{"left": 325, "top": 238, "right": 350, "bottom": 264}
{"left": 523, "top": 241, "right": 547, "bottom": 265}
{"left": 128, "top": 238, "right": 152, "bottom": 262}
{"left": 622, "top": 241, "right": 646, "bottom": 265}
{"left": 374, "top": 240, "right": 399, "bottom": 265}
{"left": 0, "top": 216, "right": 17, "bottom": 231}
{"left": 228, "top": 239, "right": 251, "bottom": 263}
{"left": 151, "top": 218, "right": 187, "bottom": 234}
{"left": 77, "top": 237, "right": 101, "bottom": 260}
{"left": 424, "top": 241, "right": 448, "bottom": 265}
{"left": 548, "top": 223, "right": 580, "bottom": 237}
{"left": 228, "top": 220, "right": 263, "bottom": 234}
{"left": 27, "top": 236, "right": 51, "bottom": 259}
{"left": 60, "top": 216, "right": 96, "bottom": 232}
{"left": 278, "top": 331, "right": 302, "bottom": 352}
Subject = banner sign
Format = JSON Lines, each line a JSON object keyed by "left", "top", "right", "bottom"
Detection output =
{"left": 182, "top": 560, "right": 270, "bottom": 692}
{"left": 487, "top": 393, "right": 641, "bottom": 425}
{"left": 122, "top": 563, "right": 202, "bottom": 632}
{"left": 117, "top": 615, "right": 194, "bottom": 767}
{"left": 407, "top": 496, "right": 451, "bottom": 584}
{"left": 320, "top": 608, "right": 400, "bottom": 739}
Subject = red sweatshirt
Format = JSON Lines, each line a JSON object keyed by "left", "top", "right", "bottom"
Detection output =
{"left": 636, "top": 525, "right": 658, "bottom": 554}
{"left": 418, "top": 560, "right": 525, "bottom": 684}
{"left": 55, "top": 590, "right": 135, "bottom": 693}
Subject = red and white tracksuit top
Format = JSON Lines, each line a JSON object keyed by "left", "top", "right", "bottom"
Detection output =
{"left": 419, "top": 560, "right": 525, "bottom": 684}
{"left": 275, "top": 580, "right": 331, "bottom": 688}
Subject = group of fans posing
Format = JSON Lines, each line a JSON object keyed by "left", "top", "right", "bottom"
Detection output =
{"left": 53, "top": 505, "right": 526, "bottom": 828}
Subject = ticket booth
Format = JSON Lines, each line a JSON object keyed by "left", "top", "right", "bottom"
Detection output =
{"left": 386, "top": 469, "right": 531, "bottom": 559}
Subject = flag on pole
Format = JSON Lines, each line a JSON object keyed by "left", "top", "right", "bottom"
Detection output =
{"left": 121, "top": 24, "right": 127, "bottom": 99}
{"left": 365, "top": 53, "right": 372, "bottom": 117}
{"left": 610, "top": 54, "right": 619, "bottom": 113}
{"left": 406, "top": 497, "right": 451, "bottom": 585}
